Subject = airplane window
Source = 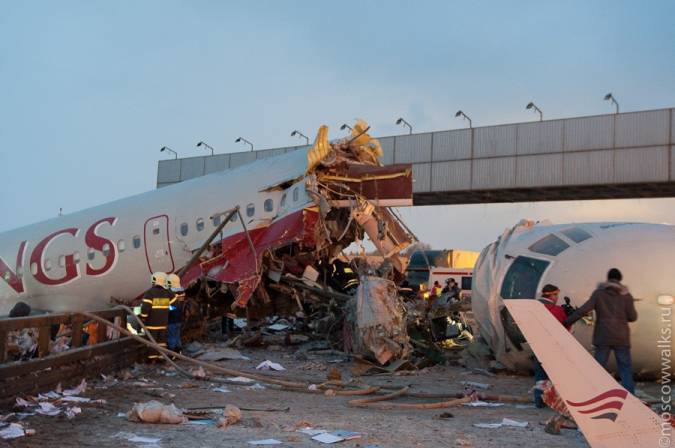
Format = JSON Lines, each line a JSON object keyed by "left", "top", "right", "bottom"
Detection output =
{"left": 58, "top": 255, "right": 65, "bottom": 268}
{"left": 500, "top": 256, "right": 550, "bottom": 300}
{"left": 461, "top": 276, "right": 472, "bottom": 291}
{"left": 3, "top": 271, "right": 9, "bottom": 281}
{"left": 44, "top": 259, "right": 52, "bottom": 272}
{"left": 30, "top": 262, "right": 38, "bottom": 276}
{"left": 561, "top": 227, "right": 592, "bottom": 243}
{"left": 212, "top": 215, "right": 221, "bottom": 227}
{"left": 528, "top": 234, "right": 569, "bottom": 256}
{"left": 73, "top": 252, "right": 81, "bottom": 263}
{"left": 264, "top": 198, "right": 273, "bottom": 212}
{"left": 180, "top": 223, "right": 189, "bottom": 236}
{"left": 280, "top": 193, "right": 287, "bottom": 208}
{"left": 133, "top": 236, "right": 141, "bottom": 249}
{"left": 153, "top": 227, "right": 160, "bottom": 235}
{"left": 196, "top": 218, "right": 205, "bottom": 232}
{"left": 118, "top": 240, "right": 126, "bottom": 253}
{"left": 102, "top": 243, "right": 110, "bottom": 257}
{"left": 293, "top": 187, "right": 299, "bottom": 202}
{"left": 246, "top": 204, "right": 255, "bottom": 217}
{"left": 87, "top": 249, "right": 96, "bottom": 261}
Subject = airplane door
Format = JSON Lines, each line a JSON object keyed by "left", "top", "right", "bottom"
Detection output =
{"left": 144, "top": 215, "right": 175, "bottom": 274}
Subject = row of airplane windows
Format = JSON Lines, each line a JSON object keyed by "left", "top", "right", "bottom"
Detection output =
{"left": 2, "top": 188, "right": 303, "bottom": 281}
{"left": 3, "top": 237, "right": 144, "bottom": 281}
{"left": 178, "top": 188, "right": 300, "bottom": 237}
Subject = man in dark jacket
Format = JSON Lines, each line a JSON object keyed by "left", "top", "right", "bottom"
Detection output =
{"left": 564, "top": 268, "right": 638, "bottom": 393}
{"left": 442, "top": 278, "right": 461, "bottom": 302}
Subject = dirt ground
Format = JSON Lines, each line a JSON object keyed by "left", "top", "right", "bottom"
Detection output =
{"left": 2, "top": 342, "right": 662, "bottom": 448}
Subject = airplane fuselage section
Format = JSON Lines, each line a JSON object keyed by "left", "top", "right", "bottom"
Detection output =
{"left": 0, "top": 147, "right": 312, "bottom": 314}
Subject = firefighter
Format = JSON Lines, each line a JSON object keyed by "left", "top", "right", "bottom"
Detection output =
{"left": 166, "top": 273, "right": 185, "bottom": 354}
{"left": 140, "top": 272, "right": 173, "bottom": 361}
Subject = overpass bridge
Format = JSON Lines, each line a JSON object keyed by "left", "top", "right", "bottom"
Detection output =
{"left": 157, "top": 107, "right": 675, "bottom": 204}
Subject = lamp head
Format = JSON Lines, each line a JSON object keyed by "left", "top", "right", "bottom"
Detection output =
{"left": 340, "top": 124, "right": 348, "bottom": 130}
{"left": 396, "top": 118, "right": 403, "bottom": 125}
{"left": 196, "top": 141, "right": 203, "bottom": 147}
{"left": 160, "top": 147, "right": 166, "bottom": 152}
{"left": 455, "top": 110, "right": 463, "bottom": 118}
{"left": 235, "top": 137, "right": 242, "bottom": 143}
{"left": 604, "top": 93, "right": 613, "bottom": 101}
{"left": 291, "top": 130, "right": 298, "bottom": 137}
{"left": 526, "top": 102, "right": 534, "bottom": 110}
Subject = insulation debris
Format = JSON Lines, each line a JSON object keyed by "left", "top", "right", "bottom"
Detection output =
{"left": 216, "top": 405, "right": 242, "bottom": 428}
{"left": 127, "top": 401, "right": 188, "bottom": 424}
{"left": 351, "top": 276, "right": 411, "bottom": 365}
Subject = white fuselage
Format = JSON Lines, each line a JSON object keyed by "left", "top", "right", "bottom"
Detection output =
{"left": 0, "top": 149, "right": 312, "bottom": 314}
{"left": 472, "top": 221, "right": 675, "bottom": 375}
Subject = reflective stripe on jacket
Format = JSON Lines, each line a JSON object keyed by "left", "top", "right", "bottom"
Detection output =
{"left": 140, "top": 285, "right": 174, "bottom": 330}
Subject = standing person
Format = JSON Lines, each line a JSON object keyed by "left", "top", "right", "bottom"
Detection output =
{"left": 442, "top": 278, "right": 461, "bottom": 302}
{"left": 564, "top": 268, "right": 638, "bottom": 393}
{"left": 166, "top": 274, "right": 185, "bottom": 354}
{"left": 533, "top": 284, "right": 570, "bottom": 407}
{"left": 140, "top": 272, "right": 173, "bottom": 361}
{"left": 431, "top": 281, "right": 443, "bottom": 298}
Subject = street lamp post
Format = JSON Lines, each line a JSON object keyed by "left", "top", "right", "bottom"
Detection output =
{"left": 526, "top": 102, "right": 543, "bottom": 121}
{"left": 455, "top": 110, "right": 472, "bottom": 128}
{"left": 196, "top": 141, "right": 215, "bottom": 156}
{"left": 235, "top": 137, "right": 254, "bottom": 151}
{"left": 291, "top": 130, "right": 309, "bottom": 145}
{"left": 395, "top": 117, "right": 413, "bottom": 134}
{"left": 160, "top": 146, "right": 178, "bottom": 159}
{"left": 604, "top": 93, "right": 620, "bottom": 114}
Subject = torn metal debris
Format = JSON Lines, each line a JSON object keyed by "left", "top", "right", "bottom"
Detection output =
{"left": 176, "top": 121, "right": 418, "bottom": 365}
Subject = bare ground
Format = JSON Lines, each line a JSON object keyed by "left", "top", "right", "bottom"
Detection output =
{"left": 5, "top": 341, "right": 660, "bottom": 448}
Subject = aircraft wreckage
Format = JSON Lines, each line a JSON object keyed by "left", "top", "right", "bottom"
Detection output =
{"left": 177, "top": 122, "right": 417, "bottom": 364}
{"left": 1, "top": 120, "right": 475, "bottom": 367}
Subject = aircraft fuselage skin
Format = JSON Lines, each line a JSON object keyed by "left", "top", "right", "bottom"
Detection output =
{"left": 0, "top": 148, "right": 312, "bottom": 314}
{"left": 472, "top": 221, "right": 675, "bottom": 376}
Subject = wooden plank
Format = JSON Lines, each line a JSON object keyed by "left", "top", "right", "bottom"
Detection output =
{"left": 96, "top": 319, "right": 107, "bottom": 344}
{"left": 0, "top": 314, "right": 73, "bottom": 332}
{"left": 0, "top": 337, "right": 140, "bottom": 380}
{"left": 0, "top": 330, "right": 6, "bottom": 363}
{"left": 71, "top": 316, "right": 83, "bottom": 348}
{"left": 0, "top": 346, "right": 146, "bottom": 399}
{"left": 0, "top": 309, "right": 126, "bottom": 332}
{"left": 38, "top": 326, "right": 50, "bottom": 358}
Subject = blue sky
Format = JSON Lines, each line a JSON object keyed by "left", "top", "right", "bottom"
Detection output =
{"left": 1, "top": 1, "right": 674, "bottom": 249}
